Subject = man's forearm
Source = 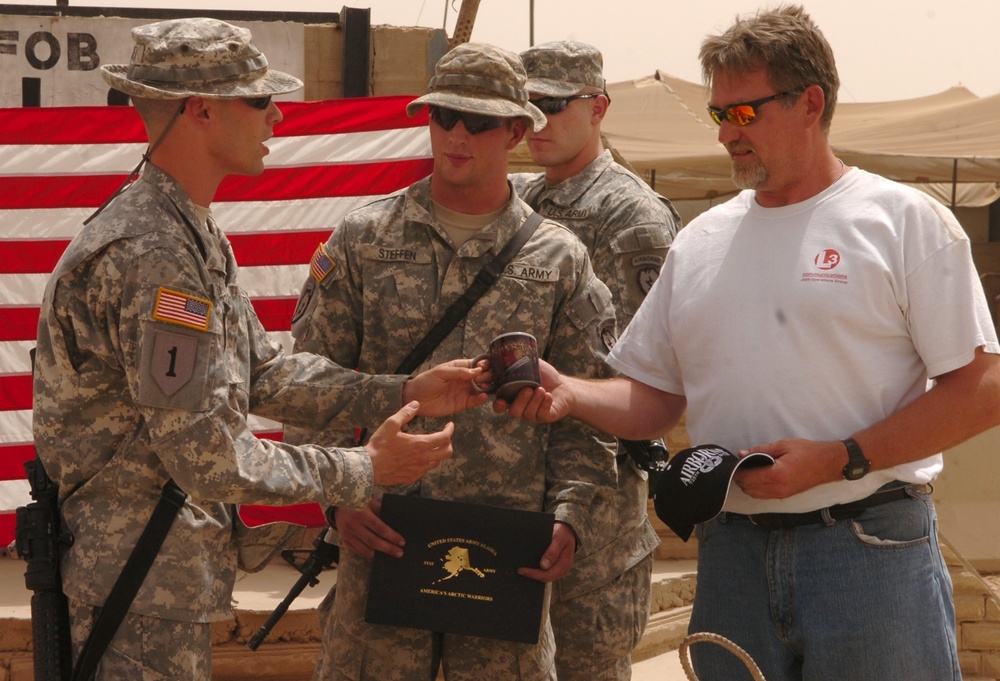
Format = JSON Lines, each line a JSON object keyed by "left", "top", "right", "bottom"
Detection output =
{"left": 565, "top": 375, "right": 685, "bottom": 440}
{"left": 853, "top": 348, "right": 1000, "bottom": 471}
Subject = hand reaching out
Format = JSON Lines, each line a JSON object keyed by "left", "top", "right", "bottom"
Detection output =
{"left": 492, "top": 358, "right": 569, "bottom": 423}
{"left": 366, "top": 401, "right": 453, "bottom": 486}
{"left": 403, "top": 358, "right": 489, "bottom": 417}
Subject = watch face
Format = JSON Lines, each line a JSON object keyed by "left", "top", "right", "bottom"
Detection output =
{"left": 844, "top": 462, "right": 870, "bottom": 480}
{"left": 841, "top": 438, "right": 871, "bottom": 481}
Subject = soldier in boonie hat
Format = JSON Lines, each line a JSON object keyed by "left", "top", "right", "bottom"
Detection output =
{"left": 86, "top": 17, "right": 303, "bottom": 223}
{"left": 101, "top": 17, "right": 302, "bottom": 100}
{"left": 406, "top": 42, "right": 547, "bottom": 132}
{"left": 520, "top": 40, "right": 606, "bottom": 97}
{"left": 34, "top": 14, "right": 489, "bottom": 681}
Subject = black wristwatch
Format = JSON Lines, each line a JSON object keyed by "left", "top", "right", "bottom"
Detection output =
{"left": 841, "top": 437, "right": 871, "bottom": 480}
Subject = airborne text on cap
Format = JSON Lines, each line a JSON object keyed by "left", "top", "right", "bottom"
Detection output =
{"left": 678, "top": 446, "right": 727, "bottom": 485}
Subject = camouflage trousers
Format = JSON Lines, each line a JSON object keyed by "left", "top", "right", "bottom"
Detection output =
{"left": 550, "top": 552, "right": 654, "bottom": 681}
{"left": 69, "top": 597, "right": 213, "bottom": 680}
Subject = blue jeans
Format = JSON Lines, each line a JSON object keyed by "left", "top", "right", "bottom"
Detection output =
{"left": 689, "top": 489, "right": 960, "bottom": 681}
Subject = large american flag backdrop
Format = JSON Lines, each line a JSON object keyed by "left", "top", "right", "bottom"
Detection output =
{"left": 0, "top": 96, "right": 434, "bottom": 546}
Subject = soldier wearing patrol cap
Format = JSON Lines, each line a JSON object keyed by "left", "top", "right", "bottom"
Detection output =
{"left": 32, "top": 17, "right": 486, "bottom": 680}
{"left": 286, "top": 41, "right": 618, "bottom": 680}
{"left": 511, "top": 40, "right": 682, "bottom": 681}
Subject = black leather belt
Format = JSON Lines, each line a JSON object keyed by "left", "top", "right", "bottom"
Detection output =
{"left": 732, "top": 484, "right": 930, "bottom": 529}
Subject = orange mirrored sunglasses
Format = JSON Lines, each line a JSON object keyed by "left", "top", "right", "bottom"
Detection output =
{"left": 707, "top": 92, "right": 792, "bottom": 127}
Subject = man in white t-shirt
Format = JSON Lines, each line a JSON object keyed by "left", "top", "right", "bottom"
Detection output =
{"left": 496, "top": 6, "right": 1000, "bottom": 681}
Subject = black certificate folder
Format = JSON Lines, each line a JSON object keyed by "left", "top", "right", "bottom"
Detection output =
{"left": 365, "top": 493, "right": 555, "bottom": 644}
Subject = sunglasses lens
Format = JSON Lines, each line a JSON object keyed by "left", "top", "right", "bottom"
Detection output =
{"left": 430, "top": 107, "right": 460, "bottom": 131}
{"left": 728, "top": 105, "right": 757, "bottom": 126}
{"left": 530, "top": 97, "right": 568, "bottom": 115}
{"left": 430, "top": 107, "right": 502, "bottom": 135}
{"left": 244, "top": 96, "right": 272, "bottom": 110}
{"left": 462, "top": 113, "right": 503, "bottom": 134}
{"left": 707, "top": 104, "right": 758, "bottom": 127}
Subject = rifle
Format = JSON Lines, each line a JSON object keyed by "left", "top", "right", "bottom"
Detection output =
{"left": 16, "top": 456, "right": 74, "bottom": 681}
{"left": 246, "top": 526, "right": 340, "bottom": 651}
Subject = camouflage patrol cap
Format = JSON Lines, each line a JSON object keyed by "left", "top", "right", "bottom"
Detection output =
{"left": 100, "top": 17, "right": 303, "bottom": 100}
{"left": 406, "top": 42, "right": 546, "bottom": 132}
{"left": 521, "top": 41, "right": 606, "bottom": 97}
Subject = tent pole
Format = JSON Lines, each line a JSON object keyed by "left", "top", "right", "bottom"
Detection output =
{"left": 530, "top": 0, "right": 535, "bottom": 46}
{"left": 449, "top": 0, "right": 482, "bottom": 48}
{"left": 951, "top": 159, "right": 958, "bottom": 210}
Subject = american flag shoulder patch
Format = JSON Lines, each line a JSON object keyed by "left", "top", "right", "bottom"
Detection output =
{"left": 310, "top": 243, "right": 335, "bottom": 282}
{"left": 153, "top": 287, "right": 213, "bottom": 331}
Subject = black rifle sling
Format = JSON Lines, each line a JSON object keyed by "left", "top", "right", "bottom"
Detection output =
{"left": 71, "top": 479, "right": 188, "bottom": 681}
{"left": 395, "top": 211, "right": 544, "bottom": 376}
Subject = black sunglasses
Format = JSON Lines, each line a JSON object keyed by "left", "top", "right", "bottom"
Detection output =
{"left": 429, "top": 106, "right": 506, "bottom": 135}
{"left": 707, "top": 92, "right": 794, "bottom": 127}
{"left": 243, "top": 95, "right": 273, "bottom": 111}
{"left": 529, "top": 92, "right": 603, "bottom": 116}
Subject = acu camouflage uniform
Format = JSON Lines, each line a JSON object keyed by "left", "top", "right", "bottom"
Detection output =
{"left": 513, "top": 150, "right": 680, "bottom": 323}
{"left": 514, "top": 40, "right": 683, "bottom": 681}
{"left": 289, "top": 178, "right": 619, "bottom": 680}
{"left": 31, "top": 18, "right": 410, "bottom": 679}
{"left": 32, "top": 163, "right": 406, "bottom": 621}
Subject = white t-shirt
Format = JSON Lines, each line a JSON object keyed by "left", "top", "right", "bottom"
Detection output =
{"left": 609, "top": 168, "right": 999, "bottom": 514}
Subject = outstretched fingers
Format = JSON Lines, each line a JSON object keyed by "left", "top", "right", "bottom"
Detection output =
{"left": 404, "top": 361, "right": 490, "bottom": 416}
{"left": 367, "top": 403, "right": 454, "bottom": 486}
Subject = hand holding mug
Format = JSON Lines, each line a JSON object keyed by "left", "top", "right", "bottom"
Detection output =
{"left": 472, "top": 332, "right": 541, "bottom": 402}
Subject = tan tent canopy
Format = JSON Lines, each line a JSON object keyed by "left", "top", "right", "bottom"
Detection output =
{"left": 598, "top": 72, "right": 732, "bottom": 202}
{"left": 833, "top": 86, "right": 1000, "bottom": 207}
{"left": 524, "top": 70, "right": 1000, "bottom": 208}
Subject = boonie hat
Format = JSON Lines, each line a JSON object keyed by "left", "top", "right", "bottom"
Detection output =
{"left": 653, "top": 444, "right": 774, "bottom": 541}
{"left": 101, "top": 17, "right": 303, "bottom": 100}
{"left": 406, "top": 42, "right": 546, "bottom": 132}
{"left": 520, "top": 40, "right": 606, "bottom": 97}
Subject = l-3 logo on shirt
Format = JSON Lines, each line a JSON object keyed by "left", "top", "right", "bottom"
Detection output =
{"left": 802, "top": 248, "right": 847, "bottom": 284}
{"left": 814, "top": 249, "right": 841, "bottom": 270}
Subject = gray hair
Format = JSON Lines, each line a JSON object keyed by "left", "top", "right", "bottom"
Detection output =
{"left": 699, "top": 4, "right": 839, "bottom": 133}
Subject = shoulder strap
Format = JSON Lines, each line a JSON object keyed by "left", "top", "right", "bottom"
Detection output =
{"left": 394, "top": 211, "right": 544, "bottom": 376}
{"left": 71, "top": 479, "right": 188, "bottom": 681}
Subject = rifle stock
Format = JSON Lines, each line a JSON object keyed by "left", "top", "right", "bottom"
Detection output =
{"left": 246, "top": 527, "right": 340, "bottom": 651}
{"left": 16, "top": 457, "right": 73, "bottom": 681}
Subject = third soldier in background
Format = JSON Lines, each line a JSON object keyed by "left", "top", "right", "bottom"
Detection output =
{"left": 511, "top": 41, "right": 682, "bottom": 680}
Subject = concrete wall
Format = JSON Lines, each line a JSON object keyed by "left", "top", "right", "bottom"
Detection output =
{"left": 939, "top": 428, "right": 1000, "bottom": 572}
{"left": 303, "top": 22, "right": 447, "bottom": 100}
{"left": 946, "top": 539, "right": 1000, "bottom": 679}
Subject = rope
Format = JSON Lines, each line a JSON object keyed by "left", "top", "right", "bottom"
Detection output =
{"left": 678, "top": 632, "right": 767, "bottom": 681}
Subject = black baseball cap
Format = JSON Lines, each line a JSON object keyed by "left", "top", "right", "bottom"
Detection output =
{"left": 653, "top": 444, "right": 774, "bottom": 541}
